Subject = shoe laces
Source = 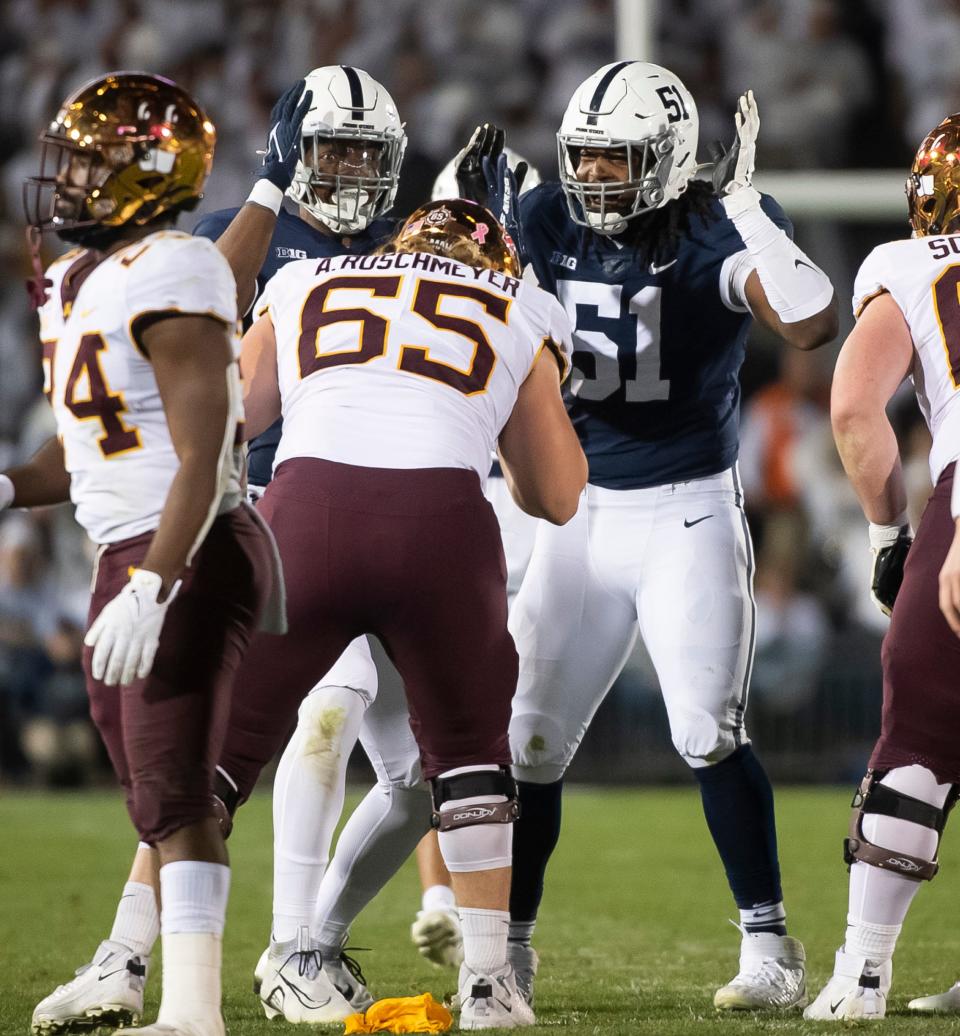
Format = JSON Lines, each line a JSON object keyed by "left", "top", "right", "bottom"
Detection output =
{"left": 282, "top": 947, "right": 323, "bottom": 981}
{"left": 736, "top": 956, "right": 794, "bottom": 990}
{"left": 339, "top": 947, "right": 370, "bottom": 987}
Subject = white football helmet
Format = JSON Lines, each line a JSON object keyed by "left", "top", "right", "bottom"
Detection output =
{"left": 430, "top": 148, "right": 541, "bottom": 201}
{"left": 557, "top": 61, "right": 698, "bottom": 234}
{"left": 289, "top": 65, "right": 406, "bottom": 234}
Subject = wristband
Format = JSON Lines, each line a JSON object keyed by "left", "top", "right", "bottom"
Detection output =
{"left": 246, "top": 180, "right": 284, "bottom": 216}
{"left": 720, "top": 184, "right": 765, "bottom": 219}
{"left": 0, "top": 474, "right": 14, "bottom": 511}
{"left": 952, "top": 465, "right": 960, "bottom": 519}
{"left": 723, "top": 190, "right": 834, "bottom": 323}
{"left": 868, "top": 515, "right": 910, "bottom": 551}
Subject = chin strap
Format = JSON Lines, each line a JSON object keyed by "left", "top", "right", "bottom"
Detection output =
{"left": 25, "top": 226, "right": 52, "bottom": 310}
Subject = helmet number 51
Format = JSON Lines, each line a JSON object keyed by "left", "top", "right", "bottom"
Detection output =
{"left": 656, "top": 85, "right": 690, "bottom": 124}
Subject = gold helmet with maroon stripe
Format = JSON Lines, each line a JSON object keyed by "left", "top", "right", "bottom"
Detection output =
{"left": 394, "top": 198, "right": 520, "bottom": 276}
{"left": 24, "top": 71, "right": 215, "bottom": 245}
{"left": 907, "top": 114, "right": 960, "bottom": 236}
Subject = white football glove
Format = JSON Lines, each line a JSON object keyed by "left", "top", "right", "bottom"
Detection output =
{"left": 713, "top": 90, "right": 760, "bottom": 215}
{"left": 85, "top": 568, "right": 180, "bottom": 686}
{"left": 0, "top": 474, "right": 14, "bottom": 511}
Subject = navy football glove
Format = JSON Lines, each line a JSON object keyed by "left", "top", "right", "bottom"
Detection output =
{"left": 482, "top": 151, "right": 527, "bottom": 261}
{"left": 258, "top": 79, "right": 313, "bottom": 192}
{"left": 453, "top": 123, "right": 505, "bottom": 205}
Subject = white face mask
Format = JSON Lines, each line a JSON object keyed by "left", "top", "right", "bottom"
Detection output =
{"left": 312, "top": 187, "right": 373, "bottom": 234}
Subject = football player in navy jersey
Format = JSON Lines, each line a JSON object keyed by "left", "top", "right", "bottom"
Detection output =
{"left": 460, "top": 63, "right": 838, "bottom": 1011}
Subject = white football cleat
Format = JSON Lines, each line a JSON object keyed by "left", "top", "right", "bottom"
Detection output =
{"left": 114, "top": 1021, "right": 223, "bottom": 1036}
{"left": 411, "top": 906, "right": 464, "bottom": 967}
{"left": 31, "top": 940, "right": 148, "bottom": 1034}
{"left": 714, "top": 931, "right": 807, "bottom": 1010}
{"left": 507, "top": 943, "right": 538, "bottom": 1007}
{"left": 803, "top": 948, "right": 890, "bottom": 1021}
{"left": 258, "top": 931, "right": 355, "bottom": 1024}
{"left": 323, "top": 944, "right": 375, "bottom": 1012}
{"left": 458, "top": 963, "right": 535, "bottom": 1029}
{"left": 908, "top": 980, "right": 960, "bottom": 1012}
{"left": 252, "top": 945, "right": 268, "bottom": 994}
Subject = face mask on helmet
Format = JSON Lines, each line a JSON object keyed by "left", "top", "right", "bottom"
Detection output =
{"left": 906, "top": 114, "right": 960, "bottom": 237}
{"left": 23, "top": 71, "right": 215, "bottom": 247}
{"left": 557, "top": 60, "right": 698, "bottom": 235}
{"left": 287, "top": 65, "right": 406, "bottom": 235}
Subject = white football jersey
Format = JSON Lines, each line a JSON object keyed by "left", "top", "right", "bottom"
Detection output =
{"left": 38, "top": 231, "right": 242, "bottom": 545}
{"left": 258, "top": 250, "right": 572, "bottom": 479}
{"left": 853, "top": 236, "right": 960, "bottom": 484}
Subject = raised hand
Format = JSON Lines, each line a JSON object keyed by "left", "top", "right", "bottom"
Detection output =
{"left": 453, "top": 123, "right": 505, "bottom": 205}
{"left": 258, "top": 79, "right": 313, "bottom": 192}
{"left": 711, "top": 89, "right": 759, "bottom": 197}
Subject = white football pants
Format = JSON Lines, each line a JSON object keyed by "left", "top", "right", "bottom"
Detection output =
{"left": 509, "top": 466, "right": 756, "bottom": 781}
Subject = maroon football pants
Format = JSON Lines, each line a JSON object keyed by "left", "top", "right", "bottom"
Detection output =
{"left": 85, "top": 507, "right": 272, "bottom": 843}
{"left": 872, "top": 462, "right": 960, "bottom": 784}
{"left": 220, "top": 457, "right": 518, "bottom": 797}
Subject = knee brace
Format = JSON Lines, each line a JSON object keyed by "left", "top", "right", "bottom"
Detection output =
{"left": 430, "top": 765, "right": 520, "bottom": 832}
{"left": 844, "top": 770, "right": 958, "bottom": 881}
{"left": 213, "top": 766, "right": 242, "bottom": 839}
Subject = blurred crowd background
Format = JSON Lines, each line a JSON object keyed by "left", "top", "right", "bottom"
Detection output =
{"left": 0, "top": 0, "right": 952, "bottom": 786}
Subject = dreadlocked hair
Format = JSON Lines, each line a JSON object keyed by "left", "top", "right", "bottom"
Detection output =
{"left": 584, "top": 178, "right": 719, "bottom": 268}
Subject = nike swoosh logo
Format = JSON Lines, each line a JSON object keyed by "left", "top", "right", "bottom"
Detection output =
{"left": 683, "top": 514, "right": 714, "bottom": 528}
{"left": 649, "top": 259, "right": 678, "bottom": 274}
{"left": 830, "top": 999, "right": 845, "bottom": 1014}
{"left": 794, "top": 258, "right": 816, "bottom": 272}
{"left": 97, "top": 967, "right": 131, "bottom": 982}
{"left": 279, "top": 976, "right": 332, "bottom": 1010}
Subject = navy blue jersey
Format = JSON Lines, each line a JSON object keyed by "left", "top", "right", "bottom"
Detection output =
{"left": 193, "top": 207, "right": 396, "bottom": 486}
{"left": 519, "top": 182, "right": 792, "bottom": 490}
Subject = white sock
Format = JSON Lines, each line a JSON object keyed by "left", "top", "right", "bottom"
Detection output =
{"left": 109, "top": 881, "right": 159, "bottom": 956}
{"left": 844, "top": 765, "right": 950, "bottom": 963}
{"left": 272, "top": 686, "right": 366, "bottom": 943}
{"left": 422, "top": 883, "right": 457, "bottom": 914}
{"left": 159, "top": 861, "right": 231, "bottom": 936}
{"left": 314, "top": 782, "right": 431, "bottom": 954}
{"left": 739, "top": 900, "right": 786, "bottom": 934}
{"left": 460, "top": 907, "right": 509, "bottom": 974}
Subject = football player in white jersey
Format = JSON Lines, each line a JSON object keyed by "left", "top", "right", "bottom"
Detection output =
{"left": 219, "top": 197, "right": 585, "bottom": 1027}
{"left": 804, "top": 114, "right": 960, "bottom": 1021}
{"left": 5, "top": 73, "right": 279, "bottom": 1036}
{"left": 27, "top": 68, "right": 416, "bottom": 1031}
{"left": 406, "top": 149, "right": 546, "bottom": 970}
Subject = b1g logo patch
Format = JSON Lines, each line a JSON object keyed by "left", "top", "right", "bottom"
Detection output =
{"left": 276, "top": 246, "right": 308, "bottom": 259}
{"left": 551, "top": 250, "right": 577, "bottom": 270}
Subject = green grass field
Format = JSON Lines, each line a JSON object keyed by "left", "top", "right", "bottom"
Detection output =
{"left": 4, "top": 786, "right": 960, "bottom": 1035}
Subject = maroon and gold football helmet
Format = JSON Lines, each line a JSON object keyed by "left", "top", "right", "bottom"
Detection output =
{"left": 24, "top": 71, "right": 215, "bottom": 244}
{"left": 394, "top": 198, "right": 520, "bottom": 276}
{"left": 906, "top": 114, "right": 960, "bottom": 237}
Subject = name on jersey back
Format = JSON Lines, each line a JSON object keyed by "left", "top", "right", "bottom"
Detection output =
{"left": 313, "top": 252, "right": 520, "bottom": 297}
